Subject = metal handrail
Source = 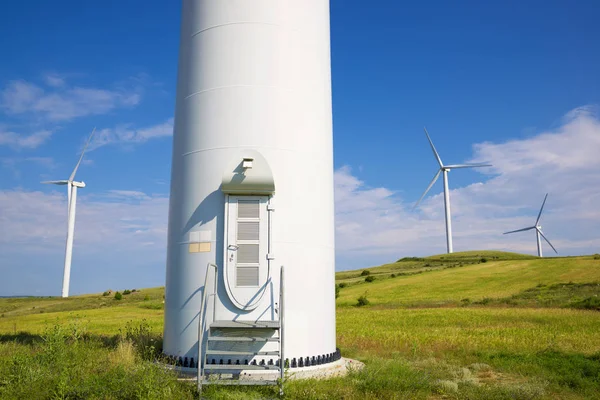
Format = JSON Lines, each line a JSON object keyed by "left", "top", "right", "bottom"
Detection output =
{"left": 197, "top": 262, "right": 218, "bottom": 393}
{"left": 279, "top": 265, "right": 285, "bottom": 396}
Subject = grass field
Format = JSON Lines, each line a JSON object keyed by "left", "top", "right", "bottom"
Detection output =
{"left": 1, "top": 251, "right": 599, "bottom": 399}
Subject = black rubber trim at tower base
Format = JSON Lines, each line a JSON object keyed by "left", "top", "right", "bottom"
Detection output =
{"left": 161, "top": 348, "right": 342, "bottom": 369}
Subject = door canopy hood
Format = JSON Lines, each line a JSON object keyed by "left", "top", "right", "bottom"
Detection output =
{"left": 221, "top": 150, "right": 275, "bottom": 195}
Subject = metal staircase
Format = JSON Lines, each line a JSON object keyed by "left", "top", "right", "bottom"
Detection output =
{"left": 196, "top": 263, "right": 285, "bottom": 395}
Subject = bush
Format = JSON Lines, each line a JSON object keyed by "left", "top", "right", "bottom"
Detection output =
{"left": 397, "top": 257, "right": 425, "bottom": 262}
{"left": 123, "top": 289, "right": 132, "bottom": 295}
{"left": 339, "top": 282, "right": 347, "bottom": 288}
{"left": 593, "top": 254, "right": 600, "bottom": 260}
{"left": 480, "top": 257, "right": 488, "bottom": 263}
{"left": 102, "top": 291, "right": 110, "bottom": 297}
{"left": 365, "top": 276, "right": 376, "bottom": 283}
{"left": 357, "top": 294, "right": 370, "bottom": 307}
{"left": 144, "top": 294, "right": 150, "bottom": 301}
{"left": 570, "top": 296, "right": 600, "bottom": 311}
{"left": 335, "top": 284, "right": 340, "bottom": 299}
{"left": 360, "top": 270, "right": 370, "bottom": 276}
{"left": 390, "top": 274, "right": 396, "bottom": 278}
{"left": 114, "top": 292, "right": 123, "bottom": 300}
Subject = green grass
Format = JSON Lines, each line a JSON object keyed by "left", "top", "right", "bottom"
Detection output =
{"left": 336, "top": 253, "right": 600, "bottom": 307}
{"left": 1, "top": 252, "right": 600, "bottom": 399}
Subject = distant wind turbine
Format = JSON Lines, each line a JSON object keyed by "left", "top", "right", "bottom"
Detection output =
{"left": 503, "top": 193, "right": 557, "bottom": 257}
{"left": 42, "top": 128, "right": 95, "bottom": 298}
{"left": 414, "top": 128, "right": 492, "bottom": 254}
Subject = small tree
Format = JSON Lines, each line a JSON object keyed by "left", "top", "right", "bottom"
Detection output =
{"left": 360, "top": 270, "right": 370, "bottom": 276}
{"left": 114, "top": 292, "right": 123, "bottom": 300}
{"left": 357, "top": 293, "right": 370, "bottom": 307}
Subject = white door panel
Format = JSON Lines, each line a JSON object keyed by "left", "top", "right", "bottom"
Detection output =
{"left": 224, "top": 195, "right": 270, "bottom": 310}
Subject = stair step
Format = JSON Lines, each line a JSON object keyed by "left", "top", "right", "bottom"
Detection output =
{"left": 206, "top": 350, "right": 280, "bottom": 356}
{"left": 210, "top": 320, "right": 279, "bottom": 329}
{"left": 203, "top": 364, "right": 280, "bottom": 371}
{"left": 200, "top": 380, "right": 278, "bottom": 386}
{"left": 207, "top": 336, "right": 279, "bottom": 342}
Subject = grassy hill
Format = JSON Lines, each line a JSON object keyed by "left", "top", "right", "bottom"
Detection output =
{"left": 336, "top": 251, "right": 600, "bottom": 307}
{"left": 1, "top": 251, "right": 599, "bottom": 399}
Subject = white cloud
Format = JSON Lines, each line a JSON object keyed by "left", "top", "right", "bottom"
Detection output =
{"left": 0, "top": 189, "right": 168, "bottom": 253}
{"left": 89, "top": 118, "right": 173, "bottom": 150}
{"left": 43, "top": 73, "right": 66, "bottom": 88}
{"left": 0, "top": 127, "right": 53, "bottom": 149}
{"left": 1, "top": 78, "right": 141, "bottom": 121}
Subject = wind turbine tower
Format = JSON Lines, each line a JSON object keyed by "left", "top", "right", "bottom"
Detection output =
{"left": 414, "top": 128, "right": 491, "bottom": 253}
{"left": 42, "top": 128, "right": 95, "bottom": 298}
{"left": 503, "top": 193, "right": 558, "bottom": 257}
{"left": 163, "top": 0, "right": 342, "bottom": 390}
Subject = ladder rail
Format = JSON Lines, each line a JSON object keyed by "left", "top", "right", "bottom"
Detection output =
{"left": 197, "top": 262, "right": 218, "bottom": 394}
{"left": 279, "top": 265, "right": 285, "bottom": 396}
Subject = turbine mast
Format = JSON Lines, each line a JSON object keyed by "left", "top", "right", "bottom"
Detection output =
{"left": 62, "top": 184, "right": 78, "bottom": 298}
{"left": 536, "top": 229, "right": 543, "bottom": 257}
{"left": 442, "top": 169, "right": 453, "bottom": 253}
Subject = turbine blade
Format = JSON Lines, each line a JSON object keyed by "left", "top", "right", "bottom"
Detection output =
{"left": 69, "top": 127, "right": 96, "bottom": 181}
{"left": 503, "top": 226, "right": 535, "bottom": 234}
{"left": 41, "top": 180, "right": 69, "bottom": 185}
{"left": 413, "top": 169, "right": 442, "bottom": 209}
{"left": 535, "top": 193, "right": 548, "bottom": 226}
{"left": 444, "top": 163, "right": 492, "bottom": 169}
{"left": 537, "top": 228, "right": 558, "bottom": 254}
{"left": 423, "top": 127, "right": 444, "bottom": 168}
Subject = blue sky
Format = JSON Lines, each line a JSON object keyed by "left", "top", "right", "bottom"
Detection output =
{"left": 1, "top": 1, "right": 599, "bottom": 296}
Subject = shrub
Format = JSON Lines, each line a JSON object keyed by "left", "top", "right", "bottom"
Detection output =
{"left": 360, "top": 270, "right": 370, "bottom": 276}
{"left": 357, "top": 294, "right": 370, "bottom": 307}
{"left": 570, "top": 296, "right": 600, "bottom": 311}
{"left": 397, "top": 257, "right": 425, "bottom": 262}
{"left": 123, "top": 289, "right": 132, "bottom": 295}
{"left": 390, "top": 274, "right": 396, "bottom": 278}
{"left": 480, "top": 257, "right": 488, "bottom": 263}
{"left": 144, "top": 294, "right": 150, "bottom": 301}
{"left": 594, "top": 254, "right": 600, "bottom": 260}
{"left": 339, "top": 282, "right": 347, "bottom": 288}
{"left": 461, "top": 298, "right": 471, "bottom": 305}
{"left": 102, "top": 291, "right": 110, "bottom": 297}
{"left": 114, "top": 292, "right": 123, "bottom": 300}
{"left": 365, "top": 276, "right": 376, "bottom": 283}
{"left": 335, "top": 285, "right": 340, "bottom": 299}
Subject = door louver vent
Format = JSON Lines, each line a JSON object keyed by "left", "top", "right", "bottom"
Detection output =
{"left": 237, "top": 222, "right": 259, "bottom": 240}
{"left": 236, "top": 267, "right": 259, "bottom": 287}
{"left": 238, "top": 200, "right": 260, "bottom": 219}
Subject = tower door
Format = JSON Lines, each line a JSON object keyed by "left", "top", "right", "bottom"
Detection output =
{"left": 224, "top": 195, "right": 270, "bottom": 310}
